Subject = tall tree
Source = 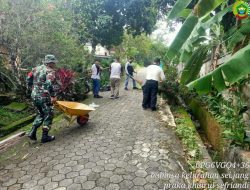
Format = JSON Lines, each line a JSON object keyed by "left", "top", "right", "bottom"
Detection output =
{"left": 0, "top": 0, "right": 89, "bottom": 69}
{"left": 71, "top": 0, "right": 177, "bottom": 51}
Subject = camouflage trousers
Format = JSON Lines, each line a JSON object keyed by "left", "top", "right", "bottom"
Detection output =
{"left": 32, "top": 97, "right": 54, "bottom": 130}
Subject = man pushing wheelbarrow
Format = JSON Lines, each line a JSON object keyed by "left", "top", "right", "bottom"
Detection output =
{"left": 27, "top": 55, "right": 95, "bottom": 143}
{"left": 26, "top": 54, "right": 58, "bottom": 143}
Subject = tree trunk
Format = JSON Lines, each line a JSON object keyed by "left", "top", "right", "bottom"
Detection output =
{"left": 209, "top": 45, "right": 216, "bottom": 71}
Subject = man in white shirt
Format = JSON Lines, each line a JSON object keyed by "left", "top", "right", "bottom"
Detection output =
{"left": 109, "top": 57, "right": 123, "bottom": 99}
{"left": 142, "top": 58, "right": 165, "bottom": 111}
{"left": 91, "top": 60, "right": 103, "bottom": 98}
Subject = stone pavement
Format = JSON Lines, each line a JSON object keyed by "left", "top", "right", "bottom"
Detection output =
{"left": 0, "top": 81, "right": 188, "bottom": 190}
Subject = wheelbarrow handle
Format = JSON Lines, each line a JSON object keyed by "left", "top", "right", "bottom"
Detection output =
{"left": 54, "top": 101, "right": 68, "bottom": 114}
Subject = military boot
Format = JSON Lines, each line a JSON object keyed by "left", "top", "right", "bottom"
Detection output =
{"left": 41, "top": 126, "right": 55, "bottom": 143}
{"left": 28, "top": 126, "right": 39, "bottom": 141}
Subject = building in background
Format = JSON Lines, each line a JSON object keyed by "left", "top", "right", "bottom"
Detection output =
{"left": 85, "top": 43, "right": 115, "bottom": 58}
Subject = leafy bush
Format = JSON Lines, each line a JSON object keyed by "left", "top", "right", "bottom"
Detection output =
{"left": 201, "top": 93, "right": 248, "bottom": 147}
{"left": 55, "top": 68, "right": 75, "bottom": 100}
{"left": 100, "top": 59, "right": 111, "bottom": 87}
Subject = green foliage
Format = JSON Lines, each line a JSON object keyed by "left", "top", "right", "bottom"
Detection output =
{"left": 72, "top": 0, "right": 118, "bottom": 48}
{"left": 71, "top": 0, "right": 174, "bottom": 49}
{"left": 239, "top": 19, "right": 250, "bottom": 35}
{"left": 0, "top": 68, "right": 17, "bottom": 93}
{"left": 177, "top": 9, "right": 192, "bottom": 19}
{"left": 0, "top": 0, "right": 89, "bottom": 70}
{"left": 194, "top": 0, "right": 226, "bottom": 18}
{"left": 180, "top": 45, "right": 209, "bottom": 85}
{"left": 166, "top": 14, "right": 199, "bottom": 60}
{"left": 160, "top": 64, "right": 179, "bottom": 101}
{"left": 167, "top": 0, "right": 192, "bottom": 20}
{"left": 0, "top": 113, "right": 35, "bottom": 137}
{"left": 4, "top": 102, "right": 28, "bottom": 112}
{"left": 203, "top": 5, "right": 233, "bottom": 29}
{"left": 188, "top": 44, "right": 250, "bottom": 93}
{"left": 165, "top": 0, "right": 244, "bottom": 96}
{"left": 176, "top": 119, "right": 197, "bottom": 148}
{"left": 227, "top": 18, "right": 250, "bottom": 51}
{"left": 175, "top": 108, "right": 202, "bottom": 169}
{"left": 0, "top": 107, "right": 29, "bottom": 127}
{"left": 115, "top": 33, "right": 168, "bottom": 65}
{"left": 100, "top": 59, "right": 111, "bottom": 87}
{"left": 201, "top": 93, "right": 247, "bottom": 147}
{"left": 153, "top": 0, "right": 177, "bottom": 14}
{"left": 178, "top": 6, "right": 231, "bottom": 64}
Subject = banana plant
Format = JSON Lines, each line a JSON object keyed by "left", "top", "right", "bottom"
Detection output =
{"left": 185, "top": 17, "right": 250, "bottom": 94}
{"left": 187, "top": 44, "right": 250, "bottom": 94}
{"left": 178, "top": 5, "right": 232, "bottom": 63}
{"left": 193, "top": 0, "right": 226, "bottom": 18}
{"left": 166, "top": 0, "right": 228, "bottom": 61}
{"left": 166, "top": 0, "right": 250, "bottom": 95}
{"left": 165, "top": 14, "right": 198, "bottom": 60}
{"left": 167, "top": 0, "right": 193, "bottom": 20}
{"left": 180, "top": 45, "right": 210, "bottom": 85}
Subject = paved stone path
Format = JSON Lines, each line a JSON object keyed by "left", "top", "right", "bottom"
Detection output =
{"left": 0, "top": 78, "right": 188, "bottom": 190}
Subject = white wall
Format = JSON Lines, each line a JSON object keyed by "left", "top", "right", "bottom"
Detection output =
{"left": 85, "top": 43, "right": 110, "bottom": 56}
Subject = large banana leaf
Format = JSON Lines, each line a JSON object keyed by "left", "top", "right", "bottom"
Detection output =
{"left": 194, "top": 0, "right": 226, "bottom": 18}
{"left": 179, "top": 6, "right": 231, "bottom": 62}
{"left": 202, "top": 5, "right": 232, "bottom": 29}
{"left": 239, "top": 19, "right": 250, "bottom": 34}
{"left": 167, "top": 0, "right": 192, "bottom": 20}
{"left": 228, "top": 30, "right": 245, "bottom": 49}
{"left": 165, "top": 14, "right": 198, "bottom": 60}
{"left": 187, "top": 44, "right": 250, "bottom": 93}
{"left": 183, "top": 6, "right": 231, "bottom": 50}
{"left": 227, "top": 19, "right": 250, "bottom": 49}
{"left": 180, "top": 49, "right": 192, "bottom": 62}
{"left": 177, "top": 9, "right": 192, "bottom": 19}
{"left": 179, "top": 19, "right": 205, "bottom": 62}
{"left": 180, "top": 45, "right": 209, "bottom": 85}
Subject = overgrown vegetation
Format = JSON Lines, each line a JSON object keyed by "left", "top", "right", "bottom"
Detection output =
{"left": 173, "top": 108, "right": 219, "bottom": 189}
{"left": 0, "top": 103, "right": 35, "bottom": 137}
{"left": 0, "top": 108, "right": 29, "bottom": 127}
{"left": 164, "top": 0, "right": 250, "bottom": 151}
{"left": 175, "top": 108, "right": 202, "bottom": 170}
{"left": 114, "top": 33, "right": 168, "bottom": 65}
{"left": 200, "top": 93, "right": 249, "bottom": 148}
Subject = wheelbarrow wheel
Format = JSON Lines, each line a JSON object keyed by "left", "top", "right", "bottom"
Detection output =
{"left": 77, "top": 114, "right": 89, "bottom": 126}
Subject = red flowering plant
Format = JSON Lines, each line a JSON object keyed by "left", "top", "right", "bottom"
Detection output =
{"left": 55, "top": 68, "right": 76, "bottom": 100}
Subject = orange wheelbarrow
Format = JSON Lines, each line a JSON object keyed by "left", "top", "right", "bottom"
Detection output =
{"left": 54, "top": 101, "right": 95, "bottom": 126}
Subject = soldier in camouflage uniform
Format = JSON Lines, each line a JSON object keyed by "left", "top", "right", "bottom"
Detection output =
{"left": 26, "top": 54, "right": 58, "bottom": 143}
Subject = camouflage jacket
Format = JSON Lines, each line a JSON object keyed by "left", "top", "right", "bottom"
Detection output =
{"left": 26, "top": 64, "right": 57, "bottom": 99}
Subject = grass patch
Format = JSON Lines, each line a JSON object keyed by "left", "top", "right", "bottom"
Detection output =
{"left": 0, "top": 107, "right": 30, "bottom": 127}
{"left": 173, "top": 107, "right": 220, "bottom": 189}
{"left": 0, "top": 114, "right": 36, "bottom": 137}
{"left": 174, "top": 108, "right": 202, "bottom": 170}
{"left": 0, "top": 102, "right": 33, "bottom": 137}
{"left": 4, "top": 102, "right": 28, "bottom": 112}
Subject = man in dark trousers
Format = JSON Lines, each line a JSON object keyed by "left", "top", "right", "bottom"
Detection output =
{"left": 124, "top": 57, "right": 138, "bottom": 90}
{"left": 91, "top": 60, "right": 103, "bottom": 98}
{"left": 26, "top": 54, "right": 58, "bottom": 143}
{"left": 142, "top": 58, "right": 165, "bottom": 111}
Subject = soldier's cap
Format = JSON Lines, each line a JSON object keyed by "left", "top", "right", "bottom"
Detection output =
{"left": 43, "top": 54, "right": 58, "bottom": 64}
